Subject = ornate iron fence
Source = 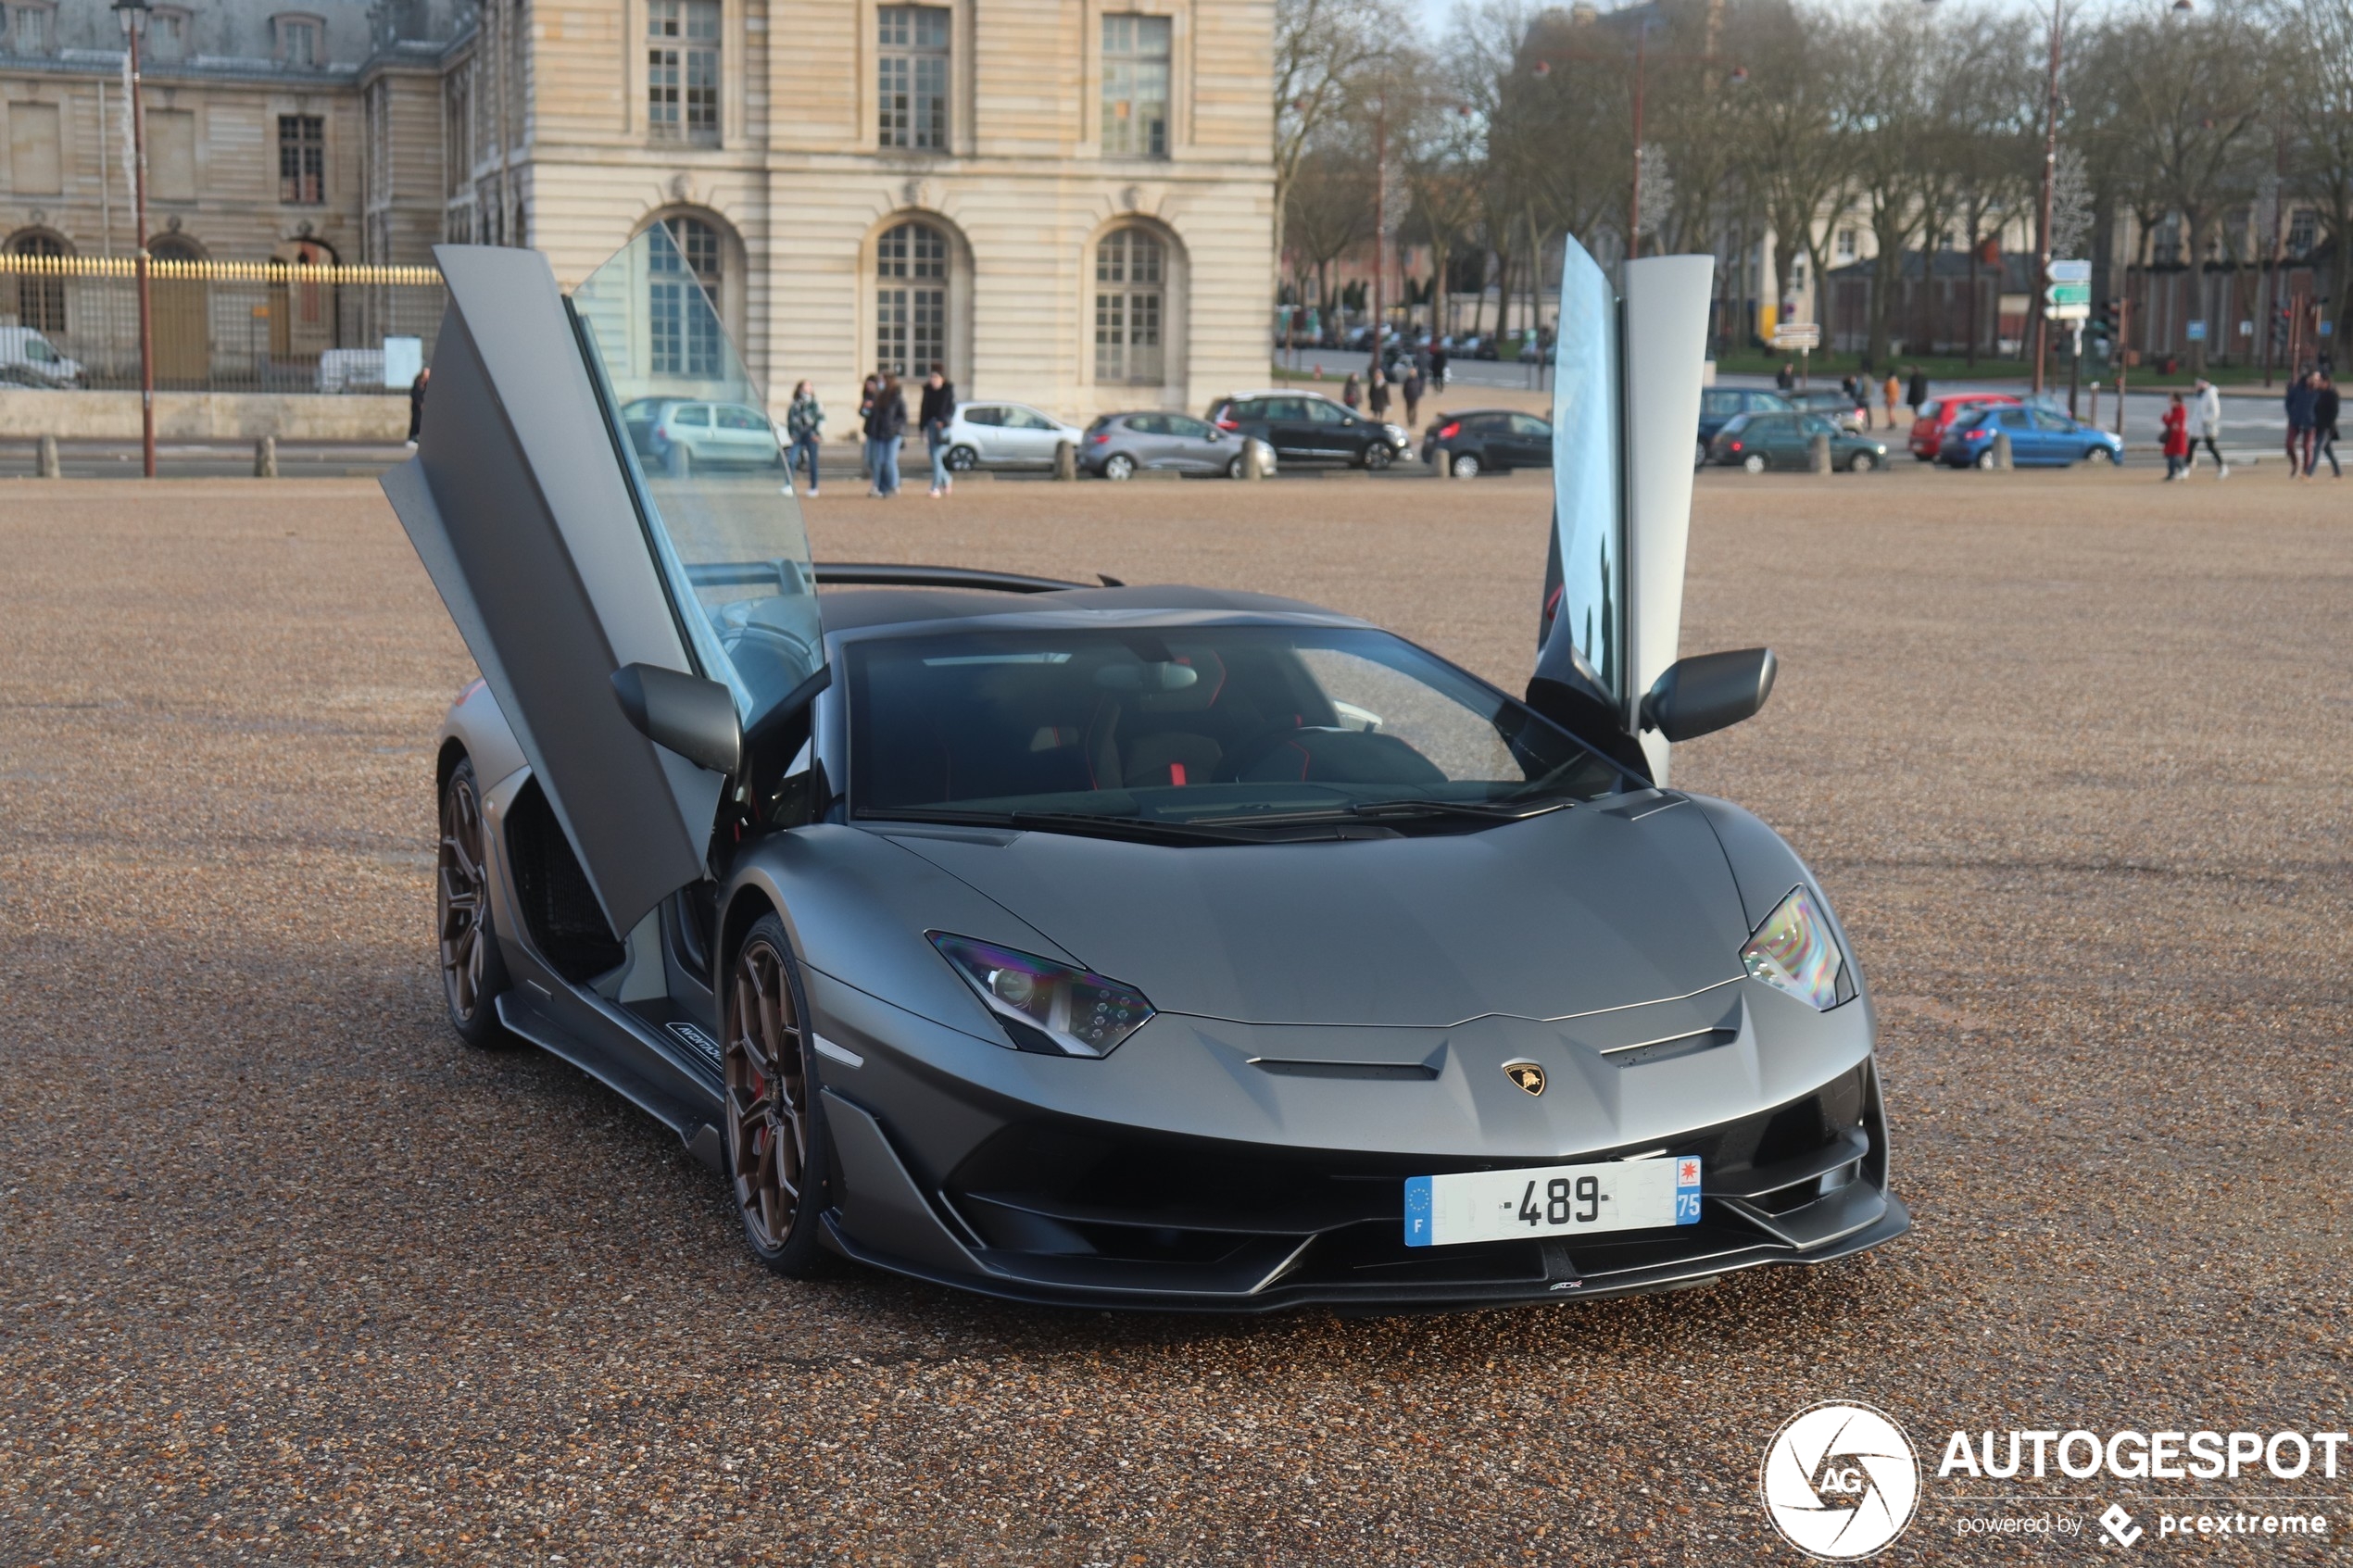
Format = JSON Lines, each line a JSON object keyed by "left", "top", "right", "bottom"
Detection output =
{"left": 0, "top": 256, "right": 446, "bottom": 394}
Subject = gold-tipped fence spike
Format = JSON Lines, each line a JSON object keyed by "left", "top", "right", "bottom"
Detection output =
{"left": 0, "top": 254, "right": 442, "bottom": 286}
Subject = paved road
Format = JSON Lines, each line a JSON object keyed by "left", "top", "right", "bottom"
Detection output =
{"left": 2, "top": 468, "right": 2347, "bottom": 1563}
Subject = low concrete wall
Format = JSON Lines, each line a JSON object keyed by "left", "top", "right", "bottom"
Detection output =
{"left": 0, "top": 389, "right": 410, "bottom": 441}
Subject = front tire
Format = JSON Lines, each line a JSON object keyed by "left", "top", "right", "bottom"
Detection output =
{"left": 1227, "top": 452, "right": 1248, "bottom": 479}
{"left": 1363, "top": 443, "right": 1394, "bottom": 470}
{"left": 1742, "top": 453, "right": 1768, "bottom": 475}
{"left": 724, "top": 913, "right": 834, "bottom": 1278}
{"left": 1451, "top": 451, "right": 1481, "bottom": 479}
{"left": 436, "top": 759, "right": 513, "bottom": 1048}
{"left": 1848, "top": 450, "right": 1876, "bottom": 473}
{"left": 1103, "top": 453, "right": 1136, "bottom": 481}
{"left": 1976, "top": 449, "right": 1998, "bottom": 470}
{"left": 945, "top": 445, "right": 977, "bottom": 472}
{"left": 2088, "top": 445, "right": 2117, "bottom": 465}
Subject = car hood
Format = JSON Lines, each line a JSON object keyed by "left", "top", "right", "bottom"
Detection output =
{"left": 877, "top": 795, "right": 1751, "bottom": 1027}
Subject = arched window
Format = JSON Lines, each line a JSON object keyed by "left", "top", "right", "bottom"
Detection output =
{"left": 1094, "top": 227, "right": 1164, "bottom": 383}
{"left": 875, "top": 220, "right": 947, "bottom": 377}
{"left": 10, "top": 232, "right": 69, "bottom": 334}
{"left": 649, "top": 215, "right": 724, "bottom": 376}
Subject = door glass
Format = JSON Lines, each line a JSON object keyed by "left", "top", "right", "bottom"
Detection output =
{"left": 1548, "top": 234, "right": 1622, "bottom": 702}
{"left": 1166, "top": 415, "right": 1212, "bottom": 439}
{"left": 1803, "top": 415, "right": 1834, "bottom": 436}
{"left": 1510, "top": 414, "right": 1551, "bottom": 437}
{"left": 963, "top": 407, "right": 1001, "bottom": 426}
{"left": 717, "top": 404, "right": 770, "bottom": 432}
{"left": 673, "top": 404, "right": 711, "bottom": 427}
{"left": 1126, "top": 413, "right": 1167, "bottom": 435}
{"left": 1304, "top": 398, "right": 1351, "bottom": 423}
{"left": 569, "top": 222, "right": 823, "bottom": 727}
{"left": 2031, "top": 409, "right": 2070, "bottom": 431}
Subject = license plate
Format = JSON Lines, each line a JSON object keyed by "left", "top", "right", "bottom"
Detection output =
{"left": 1403, "top": 1156, "right": 1702, "bottom": 1248}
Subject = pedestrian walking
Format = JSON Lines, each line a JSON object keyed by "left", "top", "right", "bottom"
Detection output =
{"left": 1342, "top": 371, "right": 1362, "bottom": 411}
{"left": 1368, "top": 368, "right": 1390, "bottom": 420}
{"left": 1906, "top": 366, "right": 1928, "bottom": 415}
{"left": 785, "top": 380, "right": 824, "bottom": 495}
{"left": 864, "top": 373, "right": 907, "bottom": 497}
{"left": 2160, "top": 392, "right": 2189, "bottom": 481}
{"left": 1403, "top": 366, "right": 1425, "bottom": 428}
{"left": 2311, "top": 373, "right": 2341, "bottom": 478}
{"left": 2187, "top": 378, "right": 2226, "bottom": 477}
{"left": 919, "top": 362, "right": 956, "bottom": 498}
{"left": 1881, "top": 371, "right": 1902, "bottom": 433}
{"left": 2286, "top": 371, "right": 2320, "bottom": 478}
{"left": 1776, "top": 362, "right": 1795, "bottom": 393}
{"left": 405, "top": 367, "right": 431, "bottom": 447}
{"left": 1429, "top": 344, "right": 1448, "bottom": 389}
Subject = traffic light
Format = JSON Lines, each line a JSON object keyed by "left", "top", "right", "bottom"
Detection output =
{"left": 2092, "top": 299, "right": 2120, "bottom": 359}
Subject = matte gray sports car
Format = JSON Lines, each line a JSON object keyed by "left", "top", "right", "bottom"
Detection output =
{"left": 386, "top": 225, "right": 1906, "bottom": 1311}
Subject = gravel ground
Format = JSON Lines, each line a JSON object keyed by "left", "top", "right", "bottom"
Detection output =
{"left": 2, "top": 464, "right": 2348, "bottom": 1566}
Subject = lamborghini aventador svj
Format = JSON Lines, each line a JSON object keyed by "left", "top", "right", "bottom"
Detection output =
{"left": 385, "top": 224, "right": 1907, "bottom": 1311}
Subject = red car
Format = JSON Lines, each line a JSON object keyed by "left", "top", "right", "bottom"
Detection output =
{"left": 1908, "top": 393, "right": 2021, "bottom": 461}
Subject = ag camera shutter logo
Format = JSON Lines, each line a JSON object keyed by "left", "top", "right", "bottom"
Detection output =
{"left": 1759, "top": 1401, "right": 1921, "bottom": 1560}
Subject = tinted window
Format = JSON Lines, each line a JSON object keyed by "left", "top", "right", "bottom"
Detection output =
{"left": 2031, "top": 409, "right": 2071, "bottom": 431}
{"left": 1006, "top": 408, "right": 1056, "bottom": 431}
{"left": 1918, "top": 400, "right": 1942, "bottom": 420}
{"left": 963, "top": 406, "right": 1004, "bottom": 426}
{"left": 1302, "top": 398, "right": 1353, "bottom": 424}
{"left": 1263, "top": 398, "right": 1309, "bottom": 420}
{"left": 1702, "top": 390, "right": 1741, "bottom": 417}
{"left": 1508, "top": 414, "right": 1551, "bottom": 437}
{"left": 673, "top": 406, "right": 711, "bottom": 428}
{"left": 1165, "top": 415, "right": 1214, "bottom": 439}
{"left": 847, "top": 625, "right": 1632, "bottom": 828}
{"left": 1748, "top": 392, "right": 1793, "bottom": 412}
{"left": 1126, "top": 413, "right": 1167, "bottom": 435}
{"left": 717, "top": 404, "right": 769, "bottom": 431}
{"left": 1802, "top": 415, "right": 1834, "bottom": 435}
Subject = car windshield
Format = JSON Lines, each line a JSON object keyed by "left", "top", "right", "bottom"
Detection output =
{"left": 847, "top": 624, "right": 1634, "bottom": 837}
{"left": 569, "top": 223, "right": 822, "bottom": 728}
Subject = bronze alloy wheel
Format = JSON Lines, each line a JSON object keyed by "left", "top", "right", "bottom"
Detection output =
{"left": 725, "top": 920, "right": 822, "bottom": 1267}
{"left": 435, "top": 759, "right": 510, "bottom": 1046}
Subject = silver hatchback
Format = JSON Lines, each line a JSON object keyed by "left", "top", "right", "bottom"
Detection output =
{"left": 1083, "top": 410, "right": 1274, "bottom": 479}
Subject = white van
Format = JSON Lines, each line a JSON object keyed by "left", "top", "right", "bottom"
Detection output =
{"left": 0, "top": 326, "right": 83, "bottom": 388}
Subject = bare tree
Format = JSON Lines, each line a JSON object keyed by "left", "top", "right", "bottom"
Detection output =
{"left": 1285, "top": 140, "right": 1378, "bottom": 317}
{"left": 1726, "top": 0, "right": 1849, "bottom": 339}
{"left": 1275, "top": 0, "right": 1413, "bottom": 295}
{"left": 1829, "top": 0, "right": 1943, "bottom": 369}
{"left": 2275, "top": 0, "right": 2353, "bottom": 344}
{"left": 2082, "top": 0, "right": 2269, "bottom": 373}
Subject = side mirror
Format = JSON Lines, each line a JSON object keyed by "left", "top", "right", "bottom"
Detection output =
{"left": 611, "top": 663, "right": 741, "bottom": 776}
{"left": 1641, "top": 647, "right": 1777, "bottom": 744}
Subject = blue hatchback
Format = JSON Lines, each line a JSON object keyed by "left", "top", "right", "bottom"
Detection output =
{"left": 1940, "top": 405, "right": 2124, "bottom": 468}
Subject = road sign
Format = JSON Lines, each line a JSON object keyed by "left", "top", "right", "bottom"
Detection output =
{"left": 1770, "top": 322, "right": 1820, "bottom": 349}
{"left": 2047, "top": 258, "right": 2092, "bottom": 283}
{"left": 2045, "top": 282, "right": 2091, "bottom": 309}
{"left": 2186, "top": 320, "right": 2208, "bottom": 342}
{"left": 2047, "top": 303, "right": 2091, "bottom": 321}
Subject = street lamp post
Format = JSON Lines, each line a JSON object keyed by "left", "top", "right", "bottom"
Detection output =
{"left": 115, "top": 0, "right": 155, "bottom": 478}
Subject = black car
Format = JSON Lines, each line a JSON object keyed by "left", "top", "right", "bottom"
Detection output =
{"left": 1697, "top": 387, "right": 1793, "bottom": 466}
{"left": 1421, "top": 408, "right": 1554, "bottom": 478}
{"left": 1207, "top": 391, "right": 1414, "bottom": 470}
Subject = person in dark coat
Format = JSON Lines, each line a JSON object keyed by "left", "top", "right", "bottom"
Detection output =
{"left": 405, "top": 367, "right": 431, "bottom": 447}
{"left": 1402, "top": 367, "right": 1426, "bottom": 427}
{"left": 1775, "top": 362, "right": 1794, "bottom": 392}
{"left": 918, "top": 362, "right": 956, "bottom": 497}
{"left": 2286, "top": 371, "right": 2320, "bottom": 478}
{"left": 2309, "top": 372, "right": 2340, "bottom": 478}
{"left": 1367, "top": 368, "right": 1390, "bottom": 419}
{"left": 1429, "top": 344, "right": 1448, "bottom": 388}
{"left": 1906, "top": 366, "right": 1928, "bottom": 414}
{"left": 864, "top": 374, "right": 907, "bottom": 497}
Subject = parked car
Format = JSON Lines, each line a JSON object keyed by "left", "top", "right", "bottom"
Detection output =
{"left": 1697, "top": 387, "right": 1793, "bottom": 465}
{"left": 0, "top": 325, "right": 82, "bottom": 388}
{"left": 1937, "top": 405, "right": 2124, "bottom": 469}
{"left": 1421, "top": 408, "right": 1554, "bottom": 478}
{"left": 1705, "top": 411, "right": 1889, "bottom": 473}
{"left": 1907, "top": 392, "right": 2020, "bottom": 461}
{"left": 940, "top": 402, "right": 1087, "bottom": 471}
{"left": 1206, "top": 391, "right": 1414, "bottom": 469}
{"left": 1083, "top": 410, "right": 1274, "bottom": 479}
{"left": 1783, "top": 388, "right": 1868, "bottom": 433}
{"left": 620, "top": 398, "right": 786, "bottom": 473}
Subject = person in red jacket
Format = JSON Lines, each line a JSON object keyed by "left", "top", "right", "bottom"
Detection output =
{"left": 2160, "top": 392, "right": 2190, "bottom": 481}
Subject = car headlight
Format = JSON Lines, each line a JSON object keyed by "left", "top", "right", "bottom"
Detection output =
{"left": 928, "top": 933, "right": 1155, "bottom": 1057}
{"left": 1739, "top": 886, "right": 1855, "bottom": 1010}
{"left": 1384, "top": 423, "right": 1409, "bottom": 444}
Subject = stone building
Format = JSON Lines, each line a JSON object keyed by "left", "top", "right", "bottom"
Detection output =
{"left": 0, "top": 0, "right": 1276, "bottom": 418}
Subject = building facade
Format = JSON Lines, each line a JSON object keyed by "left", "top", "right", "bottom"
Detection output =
{"left": 1, "top": 0, "right": 1276, "bottom": 418}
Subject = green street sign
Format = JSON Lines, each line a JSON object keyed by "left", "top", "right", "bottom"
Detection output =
{"left": 2045, "top": 282, "right": 2091, "bottom": 308}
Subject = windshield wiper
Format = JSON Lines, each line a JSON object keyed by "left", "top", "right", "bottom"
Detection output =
{"left": 868, "top": 807, "right": 1294, "bottom": 846}
{"left": 1348, "top": 797, "right": 1575, "bottom": 822}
